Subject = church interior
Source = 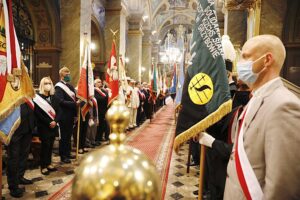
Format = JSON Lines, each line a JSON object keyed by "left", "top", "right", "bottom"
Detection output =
{"left": 0, "top": 0, "right": 300, "bottom": 199}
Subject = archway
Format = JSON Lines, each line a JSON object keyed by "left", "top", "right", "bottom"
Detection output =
{"left": 91, "top": 17, "right": 106, "bottom": 80}
{"left": 14, "top": 0, "right": 61, "bottom": 85}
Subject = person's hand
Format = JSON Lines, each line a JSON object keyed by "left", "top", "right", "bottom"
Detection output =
{"left": 192, "top": 134, "right": 199, "bottom": 142}
{"left": 49, "top": 121, "right": 57, "bottom": 128}
{"left": 228, "top": 72, "right": 233, "bottom": 83}
{"left": 76, "top": 100, "right": 81, "bottom": 105}
{"left": 198, "top": 132, "right": 215, "bottom": 148}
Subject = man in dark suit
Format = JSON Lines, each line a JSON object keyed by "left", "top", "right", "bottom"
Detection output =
{"left": 141, "top": 82, "right": 151, "bottom": 120}
{"left": 55, "top": 67, "right": 77, "bottom": 163}
{"left": 94, "top": 79, "right": 109, "bottom": 143}
{"left": 7, "top": 101, "right": 35, "bottom": 198}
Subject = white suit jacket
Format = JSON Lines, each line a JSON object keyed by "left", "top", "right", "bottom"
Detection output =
{"left": 224, "top": 78, "right": 300, "bottom": 200}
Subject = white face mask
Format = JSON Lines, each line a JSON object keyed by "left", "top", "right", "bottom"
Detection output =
{"left": 44, "top": 84, "right": 52, "bottom": 92}
{"left": 237, "top": 55, "right": 266, "bottom": 85}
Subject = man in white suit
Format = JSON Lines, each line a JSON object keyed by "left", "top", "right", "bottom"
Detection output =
{"left": 224, "top": 35, "right": 300, "bottom": 200}
{"left": 127, "top": 79, "right": 140, "bottom": 128}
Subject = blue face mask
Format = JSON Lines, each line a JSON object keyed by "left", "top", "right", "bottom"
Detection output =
{"left": 237, "top": 55, "right": 265, "bottom": 85}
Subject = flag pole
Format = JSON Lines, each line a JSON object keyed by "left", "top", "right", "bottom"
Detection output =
{"left": 110, "top": 29, "right": 119, "bottom": 67}
{"left": 76, "top": 108, "right": 81, "bottom": 160}
{"left": 0, "top": 140, "right": 2, "bottom": 199}
{"left": 119, "top": 54, "right": 122, "bottom": 83}
{"left": 198, "top": 145, "right": 206, "bottom": 200}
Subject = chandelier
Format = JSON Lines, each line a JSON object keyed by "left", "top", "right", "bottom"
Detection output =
{"left": 159, "top": 31, "right": 183, "bottom": 64}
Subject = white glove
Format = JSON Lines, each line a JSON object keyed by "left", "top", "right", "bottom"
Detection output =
{"left": 199, "top": 132, "right": 215, "bottom": 148}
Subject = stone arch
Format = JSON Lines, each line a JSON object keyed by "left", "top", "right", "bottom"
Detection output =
{"left": 152, "top": 3, "right": 169, "bottom": 23}
{"left": 91, "top": 15, "right": 106, "bottom": 79}
{"left": 157, "top": 13, "right": 194, "bottom": 33}
{"left": 20, "top": 0, "right": 61, "bottom": 84}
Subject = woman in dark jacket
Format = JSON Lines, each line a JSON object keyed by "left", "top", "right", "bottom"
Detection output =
{"left": 34, "top": 77, "right": 60, "bottom": 175}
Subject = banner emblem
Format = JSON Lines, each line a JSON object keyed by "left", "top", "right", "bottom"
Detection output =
{"left": 188, "top": 72, "right": 213, "bottom": 105}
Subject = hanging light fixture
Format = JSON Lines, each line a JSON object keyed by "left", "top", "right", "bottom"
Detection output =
{"left": 159, "top": 0, "right": 183, "bottom": 64}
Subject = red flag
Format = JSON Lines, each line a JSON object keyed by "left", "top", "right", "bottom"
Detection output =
{"left": 77, "top": 42, "right": 94, "bottom": 120}
{"left": 0, "top": 0, "right": 35, "bottom": 144}
{"left": 106, "top": 40, "right": 118, "bottom": 104}
{"left": 0, "top": 0, "right": 20, "bottom": 101}
{"left": 0, "top": 6, "right": 7, "bottom": 102}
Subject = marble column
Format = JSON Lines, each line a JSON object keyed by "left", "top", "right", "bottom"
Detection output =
{"left": 126, "top": 14, "right": 143, "bottom": 82}
{"left": 142, "top": 30, "right": 152, "bottom": 82}
{"left": 127, "top": 29, "right": 143, "bottom": 81}
{"left": 226, "top": 10, "right": 247, "bottom": 48}
{"left": 60, "top": 0, "right": 92, "bottom": 85}
{"left": 104, "top": 0, "right": 122, "bottom": 70}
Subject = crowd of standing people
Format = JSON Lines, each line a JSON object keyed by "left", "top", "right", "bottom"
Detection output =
{"left": 4, "top": 66, "right": 168, "bottom": 198}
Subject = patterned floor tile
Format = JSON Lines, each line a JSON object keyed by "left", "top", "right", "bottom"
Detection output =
{"left": 174, "top": 172, "right": 184, "bottom": 177}
{"left": 52, "top": 179, "right": 64, "bottom": 185}
{"left": 172, "top": 181, "right": 184, "bottom": 187}
{"left": 165, "top": 142, "right": 200, "bottom": 200}
{"left": 174, "top": 164, "right": 184, "bottom": 169}
{"left": 35, "top": 190, "right": 48, "bottom": 198}
{"left": 170, "top": 192, "right": 184, "bottom": 199}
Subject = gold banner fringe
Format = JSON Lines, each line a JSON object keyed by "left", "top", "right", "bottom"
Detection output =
{"left": 174, "top": 99, "right": 232, "bottom": 153}
{"left": 0, "top": 117, "right": 21, "bottom": 145}
{"left": 175, "top": 104, "right": 182, "bottom": 112}
{"left": 0, "top": 98, "right": 24, "bottom": 120}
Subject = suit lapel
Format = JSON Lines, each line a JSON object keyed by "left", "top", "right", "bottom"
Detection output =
{"left": 242, "top": 78, "right": 283, "bottom": 132}
{"left": 243, "top": 97, "right": 263, "bottom": 132}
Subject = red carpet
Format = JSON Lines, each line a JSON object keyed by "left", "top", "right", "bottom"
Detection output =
{"left": 49, "top": 103, "right": 175, "bottom": 200}
{"left": 127, "top": 103, "right": 175, "bottom": 199}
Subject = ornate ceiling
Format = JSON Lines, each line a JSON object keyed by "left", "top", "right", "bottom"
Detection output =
{"left": 121, "top": 0, "right": 224, "bottom": 42}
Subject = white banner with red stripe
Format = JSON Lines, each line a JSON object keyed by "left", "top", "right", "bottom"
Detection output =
{"left": 33, "top": 94, "right": 56, "bottom": 120}
{"left": 235, "top": 104, "right": 263, "bottom": 200}
{"left": 3, "top": 0, "right": 21, "bottom": 74}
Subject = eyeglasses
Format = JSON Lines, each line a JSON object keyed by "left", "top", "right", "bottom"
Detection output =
{"left": 44, "top": 83, "right": 52, "bottom": 85}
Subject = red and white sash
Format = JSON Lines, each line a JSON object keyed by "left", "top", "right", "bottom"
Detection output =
{"left": 33, "top": 94, "right": 56, "bottom": 120}
{"left": 235, "top": 104, "right": 263, "bottom": 200}
{"left": 55, "top": 82, "right": 76, "bottom": 101}
{"left": 91, "top": 96, "right": 98, "bottom": 123}
{"left": 24, "top": 98, "right": 35, "bottom": 110}
{"left": 138, "top": 90, "right": 145, "bottom": 100}
{"left": 95, "top": 87, "right": 106, "bottom": 97}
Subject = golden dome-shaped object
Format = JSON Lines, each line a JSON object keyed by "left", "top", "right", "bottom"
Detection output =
{"left": 72, "top": 100, "right": 161, "bottom": 200}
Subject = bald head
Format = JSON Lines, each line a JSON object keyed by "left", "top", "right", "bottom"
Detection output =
{"left": 94, "top": 78, "right": 102, "bottom": 88}
{"left": 243, "top": 35, "right": 286, "bottom": 70}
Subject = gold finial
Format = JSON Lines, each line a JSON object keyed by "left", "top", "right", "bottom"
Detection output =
{"left": 106, "top": 100, "right": 130, "bottom": 144}
{"left": 110, "top": 29, "right": 119, "bottom": 37}
{"left": 72, "top": 101, "right": 161, "bottom": 200}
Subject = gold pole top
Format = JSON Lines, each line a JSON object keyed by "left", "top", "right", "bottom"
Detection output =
{"left": 106, "top": 100, "right": 130, "bottom": 144}
{"left": 72, "top": 100, "right": 161, "bottom": 200}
